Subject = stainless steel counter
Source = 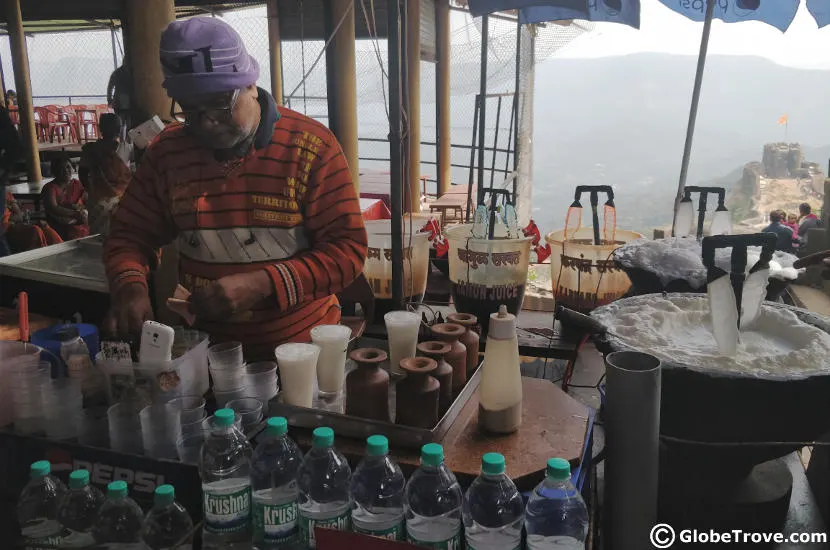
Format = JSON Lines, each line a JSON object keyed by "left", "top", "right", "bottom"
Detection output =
{"left": 0, "top": 235, "right": 108, "bottom": 293}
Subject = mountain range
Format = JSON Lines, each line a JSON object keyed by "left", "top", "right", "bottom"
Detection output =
{"left": 531, "top": 52, "right": 830, "bottom": 234}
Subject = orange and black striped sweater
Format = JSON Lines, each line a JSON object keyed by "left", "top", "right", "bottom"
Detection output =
{"left": 104, "top": 91, "right": 367, "bottom": 359}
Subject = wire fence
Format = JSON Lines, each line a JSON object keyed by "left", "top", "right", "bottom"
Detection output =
{"left": 0, "top": 2, "right": 592, "bottom": 213}
{"left": 0, "top": 28, "right": 122, "bottom": 107}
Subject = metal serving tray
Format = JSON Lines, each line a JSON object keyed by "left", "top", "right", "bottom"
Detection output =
{"left": 0, "top": 234, "right": 107, "bottom": 292}
{"left": 269, "top": 361, "right": 482, "bottom": 449}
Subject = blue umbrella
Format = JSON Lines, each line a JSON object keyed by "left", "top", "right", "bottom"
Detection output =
{"left": 467, "top": 0, "right": 641, "bottom": 27}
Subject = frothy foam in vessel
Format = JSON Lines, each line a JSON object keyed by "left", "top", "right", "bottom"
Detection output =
{"left": 592, "top": 294, "right": 830, "bottom": 380}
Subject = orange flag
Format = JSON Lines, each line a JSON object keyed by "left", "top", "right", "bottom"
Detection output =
{"left": 778, "top": 114, "right": 788, "bottom": 125}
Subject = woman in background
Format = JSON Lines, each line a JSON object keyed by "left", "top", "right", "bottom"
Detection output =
{"left": 2, "top": 191, "right": 62, "bottom": 255}
{"left": 42, "top": 154, "right": 89, "bottom": 241}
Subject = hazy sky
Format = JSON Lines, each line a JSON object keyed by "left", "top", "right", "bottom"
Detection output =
{"left": 557, "top": 0, "right": 830, "bottom": 69}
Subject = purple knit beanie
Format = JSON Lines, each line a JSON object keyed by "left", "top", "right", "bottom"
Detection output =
{"left": 160, "top": 17, "right": 260, "bottom": 98}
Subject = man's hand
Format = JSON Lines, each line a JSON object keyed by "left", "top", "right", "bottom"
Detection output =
{"left": 103, "top": 283, "right": 153, "bottom": 337}
{"left": 189, "top": 270, "right": 273, "bottom": 322}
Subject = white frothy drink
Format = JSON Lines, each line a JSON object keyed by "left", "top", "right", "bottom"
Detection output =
{"left": 274, "top": 343, "right": 320, "bottom": 407}
{"left": 384, "top": 311, "right": 421, "bottom": 374}
{"left": 310, "top": 325, "right": 352, "bottom": 396}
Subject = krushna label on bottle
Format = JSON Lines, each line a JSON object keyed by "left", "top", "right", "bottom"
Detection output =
{"left": 202, "top": 483, "right": 252, "bottom": 534}
{"left": 253, "top": 499, "right": 299, "bottom": 544}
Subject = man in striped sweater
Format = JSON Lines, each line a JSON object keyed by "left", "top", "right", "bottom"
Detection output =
{"left": 103, "top": 17, "right": 367, "bottom": 359}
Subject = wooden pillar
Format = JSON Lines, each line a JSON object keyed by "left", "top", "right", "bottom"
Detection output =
{"left": 435, "top": 0, "right": 451, "bottom": 196}
{"left": 124, "top": 0, "right": 175, "bottom": 123}
{"left": 324, "top": 0, "right": 359, "bottom": 192}
{"left": 405, "top": 0, "right": 421, "bottom": 212}
{"left": 6, "top": 0, "right": 40, "bottom": 182}
{"left": 266, "top": 0, "right": 284, "bottom": 105}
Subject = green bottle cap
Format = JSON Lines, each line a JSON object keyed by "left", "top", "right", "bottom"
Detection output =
{"left": 312, "top": 427, "right": 334, "bottom": 447}
{"left": 30, "top": 461, "right": 50, "bottom": 478}
{"left": 266, "top": 417, "right": 288, "bottom": 436}
{"left": 154, "top": 484, "right": 175, "bottom": 506}
{"left": 366, "top": 435, "right": 388, "bottom": 456}
{"left": 421, "top": 443, "right": 444, "bottom": 467}
{"left": 68, "top": 470, "right": 90, "bottom": 489}
{"left": 107, "top": 480, "right": 128, "bottom": 499}
{"left": 481, "top": 452, "right": 506, "bottom": 475}
{"left": 214, "top": 408, "right": 235, "bottom": 427}
{"left": 546, "top": 458, "right": 571, "bottom": 481}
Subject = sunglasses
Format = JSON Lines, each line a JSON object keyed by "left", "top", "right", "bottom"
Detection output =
{"left": 171, "top": 89, "right": 240, "bottom": 125}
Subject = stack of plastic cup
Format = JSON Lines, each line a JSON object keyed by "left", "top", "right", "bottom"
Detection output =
{"left": 11, "top": 360, "right": 50, "bottom": 435}
{"left": 165, "top": 396, "right": 206, "bottom": 438}
{"left": 226, "top": 398, "right": 264, "bottom": 430}
{"left": 42, "top": 378, "right": 83, "bottom": 440}
{"left": 244, "top": 361, "right": 278, "bottom": 403}
{"left": 140, "top": 404, "right": 182, "bottom": 459}
{"left": 108, "top": 400, "right": 144, "bottom": 454}
{"left": 176, "top": 431, "right": 205, "bottom": 465}
{"left": 78, "top": 406, "right": 110, "bottom": 448}
{"left": 208, "top": 341, "right": 247, "bottom": 398}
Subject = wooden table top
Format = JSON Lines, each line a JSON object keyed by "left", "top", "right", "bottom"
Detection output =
{"left": 291, "top": 377, "right": 590, "bottom": 491}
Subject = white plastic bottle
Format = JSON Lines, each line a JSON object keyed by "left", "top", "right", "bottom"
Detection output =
{"left": 478, "top": 305, "right": 522, "bottom": 434}
{"left": 141, "top": 484, "right": 194, "bottom": 549}
{"left": 57, "top": 469, "right": 105, "bottom": 548}
{"left": 404, "top": 443, "right": 463, "bottom": 550}
{"left": 296, "top": 427, "right": 352, "bottom": 549}
{"left": 525, "top": 458, "right": 588, "bottom": 549}
{"left": 251, "top": 417, "right": 303, "bottom": 550}
{"left": 350, "top": 435, "right": 405, "bottom": 540}
{"left": 462, "top": 453, "right": 524, "bottom": 550}
{"left": 200, "top": 408, "right": 253, "bottom": 549}
{"left": 17, "top": 460, "right": 66, "bottom": 549}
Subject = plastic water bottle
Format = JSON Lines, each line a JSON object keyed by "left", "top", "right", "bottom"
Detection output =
{"left": 91, "top": 480, "right": 145, "bottom": 548}
{"left": 297, "top": 426, "right": 352, "bottom": 549}
{"left": 251, "top": 417, "right": 303, "bottom": 550}
{"left": 57, "top": 469, "right": 105, "bottom": 548}
{"left": 141, "top": 484, "right": 194, "bottom": 549}
{"left": 200, "top": 408, "right": 253, "bottom": 549}
{"left": 350, "top": 435, "right": 405, "bottom": 540}
{"left": 17, "top": 460, "right": 66, "bottom": 549}
{"left": 524, "top": 458, "right": 589, "bottom": 549}
{"left": 462, "top": 453, "right": 524, "bottom": 550}
{"left": 404, "top": 443, "right": 463, "bottom": 550}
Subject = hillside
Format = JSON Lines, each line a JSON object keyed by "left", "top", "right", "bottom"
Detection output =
{"left": 531, "top": 53, "right": 830, "bottom": 234}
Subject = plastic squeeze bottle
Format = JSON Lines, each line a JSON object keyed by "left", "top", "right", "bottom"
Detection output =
{"left": 478, "top": 304, "right": 522, "bottom": 434}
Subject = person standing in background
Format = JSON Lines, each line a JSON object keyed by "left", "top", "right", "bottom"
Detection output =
{"left": 79, "top": 113, "right": 132, "bottom": 235}
{"left": 797, "top": 203, "right": 820, "bottom": 246}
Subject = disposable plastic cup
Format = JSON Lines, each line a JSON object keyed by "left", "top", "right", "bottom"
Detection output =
{"left": 384, "top": 311, "right": 422, "bottom": 374}
{"left": 208, "top": 341, "right": 244, "bottom": 370}
{"left": 245, "top": 361, "right": 278, "bottom": 401}
{"left": 0, "top": 342, "right": 43, "bottom": 427}
{"left": 78, "top": 407, "right": 110, "bottom": 448}
{"left": 108, "top": 401, "right": 144, "bottom": 455}
{"left": 226, "top": 397, "right": 264, "bottom": 429}
{"left": 310, "top": 325, "right": 352, "bottom": 397}
{"left": 177, "top": 432, "right": 206, "bottom": 464}
{"left": 165, "top": 396, "right": 206, "bottom": 425}
{"left": 45, "top": 411, "right": 81, "bottom": 440}
{"left": 140, "top": 404, "right": 182, "bottom": 459}
{"left": 275, "top": 343, "right": 320, "bottom": 408}
{"left": 210, "top": 366, "right": 246, "bottom": 392}
{"left": 180, "top": 411, "right": 207, "bottom": 438}
{"left": 214, "top": 386, "right": 250, "bottom": 408}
